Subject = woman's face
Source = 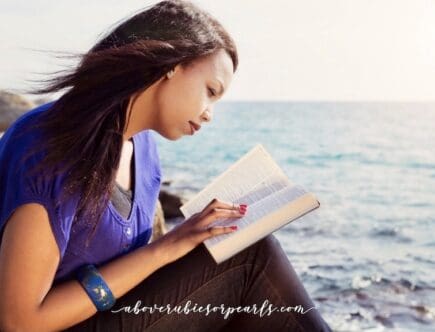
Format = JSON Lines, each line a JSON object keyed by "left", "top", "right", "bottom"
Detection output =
{"left": 127, "top": 48, "right": 234, "bottom": 141}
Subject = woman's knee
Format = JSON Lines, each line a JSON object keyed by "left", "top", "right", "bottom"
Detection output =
{"left": 248, "top": 234, "right": 287, "bottom": 262}
{"left": 256, "top": 234, "right": 283, "bottom": 251}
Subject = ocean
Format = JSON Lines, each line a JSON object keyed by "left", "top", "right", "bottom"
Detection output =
{"left": 154, "top": 101, "right": 435, "bottom": 332}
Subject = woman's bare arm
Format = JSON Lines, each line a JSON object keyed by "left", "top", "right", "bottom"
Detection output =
{"left": 0, "top": 203, "right": 169, "bottom": 332}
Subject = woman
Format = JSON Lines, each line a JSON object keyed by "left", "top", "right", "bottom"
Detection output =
{"left": 0, "top": 1, "right": 332, "bottom": 331}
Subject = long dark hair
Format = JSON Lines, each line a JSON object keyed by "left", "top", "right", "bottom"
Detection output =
{"left": 17, "top": 0, "right": 238, "bottom": 247}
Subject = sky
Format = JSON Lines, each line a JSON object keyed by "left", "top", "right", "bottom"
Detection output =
{"left": 1, "top": 0, "right": 435, "bottom": 102}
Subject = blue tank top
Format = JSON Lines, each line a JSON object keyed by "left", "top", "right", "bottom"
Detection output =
{"left": 0, "top": 101, "right": 162, "bottom": 284}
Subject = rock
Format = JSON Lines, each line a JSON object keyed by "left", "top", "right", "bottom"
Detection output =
{"left": 0, "top": 90, "right": 36, "bottom": 131}
{"left": 149, "top": 189, "right": 185, "bottom": 241}
{"left": 150, "top": 199, "right": 168, "bottom": 242}
{"left": 159, "top": 189, "right": 184, "bottom": 218}
{"left": 32, "top": 97, "right": 53, "bottom": 106}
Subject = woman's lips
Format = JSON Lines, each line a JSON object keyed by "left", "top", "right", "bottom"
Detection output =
{"left": 189, "top": 121, "right": 201, "bottom": 134}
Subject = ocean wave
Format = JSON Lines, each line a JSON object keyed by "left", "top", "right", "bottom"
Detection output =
{"left": 368, "top": 227, "right": 413, "bottom": 243}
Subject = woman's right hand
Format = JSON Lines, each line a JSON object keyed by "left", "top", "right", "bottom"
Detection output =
{"left": 152, "top": 198, "right": 247, "bottom": 265}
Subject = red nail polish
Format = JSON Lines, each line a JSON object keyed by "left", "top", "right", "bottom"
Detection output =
{"left": 230, "top": 225, "right": 238, "bottom": 230}
{"left": 240, "top": 204, "right": 248, "bottom": 208}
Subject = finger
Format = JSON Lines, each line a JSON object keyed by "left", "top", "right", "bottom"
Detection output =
{"left": 199, "top": 198, "right": 244, "bottom": 219}
{"left": 197, "top": 225, "right": 238, "bottom": 242}
{"left": 197, "top": 207, "right": 245, "bottom": 227}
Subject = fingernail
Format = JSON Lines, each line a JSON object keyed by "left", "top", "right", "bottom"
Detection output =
{"left": 240, "top": 204, "right": 248, "bottom": 209}
{"left": 230, "top": 225, "right": 238, "bottom": 230}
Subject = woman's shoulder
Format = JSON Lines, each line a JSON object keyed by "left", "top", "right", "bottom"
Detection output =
{"left": 0, "top": 100, "right": 72, "bottom": 209}
{"left": 0, "top": 101, "right": 56, "bottom": 157}
{"left": 1, "top": 99, "right": 65, "bottom": 175}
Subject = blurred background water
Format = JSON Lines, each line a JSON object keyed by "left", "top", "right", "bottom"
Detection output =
{"left": 154, "top": 101, "right": 435, "bottom": 332}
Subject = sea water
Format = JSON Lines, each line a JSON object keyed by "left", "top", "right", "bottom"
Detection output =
{"left": 154, "top": 101, "right": 435, "bottom": 332}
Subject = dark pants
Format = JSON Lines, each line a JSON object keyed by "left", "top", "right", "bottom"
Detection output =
{"left": 64, "top": 234, "right": 332, "bottom": 331}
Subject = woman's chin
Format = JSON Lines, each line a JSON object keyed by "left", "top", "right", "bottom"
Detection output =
{"left": 159, "top": 129, "right": 184, "bottom": 141}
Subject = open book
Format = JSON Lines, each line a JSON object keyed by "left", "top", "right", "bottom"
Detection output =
{"left": 179, "top": 144, "right": 320, "bottom": 264}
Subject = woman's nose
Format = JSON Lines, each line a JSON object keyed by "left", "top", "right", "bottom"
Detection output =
{"left": 200, "top": 109, "right": 212, "bottom": 122}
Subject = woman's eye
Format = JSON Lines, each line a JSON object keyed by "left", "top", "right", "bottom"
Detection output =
{"left": 208, "top": 88, "right": 216, "bottom": 97}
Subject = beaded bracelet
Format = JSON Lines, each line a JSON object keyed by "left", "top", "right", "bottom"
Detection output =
{"left": 75, "top": 264, "right": 116, "bottom": 311}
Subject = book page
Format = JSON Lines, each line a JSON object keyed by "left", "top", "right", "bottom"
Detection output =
{"left": 204, "top": 192, "right": 320, "bottom": 263}
{"left": 179, "top": 144, "right": 292, "bottom": 219}
{"left": 203, "top": 184, "right": 311, "bottom": 246}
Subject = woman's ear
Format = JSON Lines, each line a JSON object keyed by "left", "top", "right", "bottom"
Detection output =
{"left": 166, "top": 64, "right": 182, "bottom": 79}
{"left": 166, "top": 69, "right": 175, "bottom": 79}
